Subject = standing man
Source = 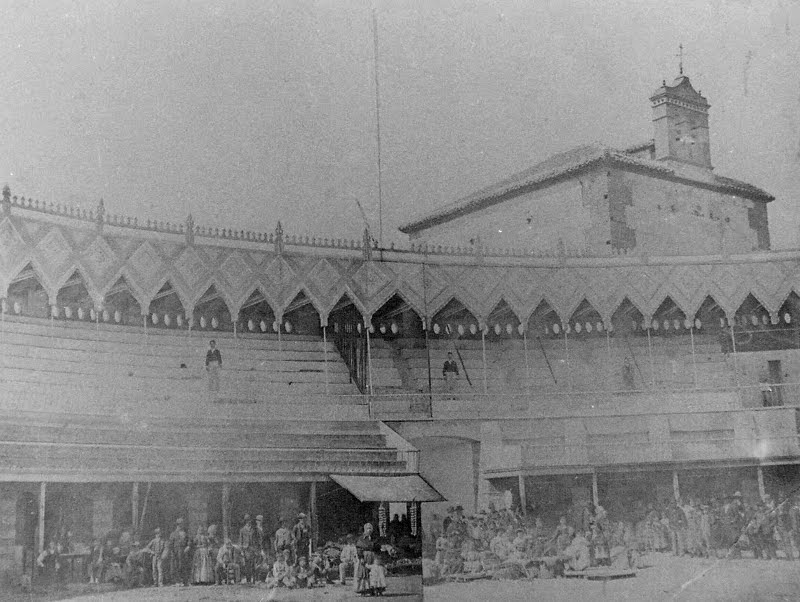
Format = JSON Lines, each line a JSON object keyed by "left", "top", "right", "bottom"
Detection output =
{"left": 206, "top": 340, "right": 222, "bottom": 394}
{"left": 442, "top": 352, "right": 459, "bottom": 398}
{"left": 239, "top": 514, "right": 256, "bottom": 583}
{"left": 292, "top": 513, "right": 311, "bottom": 562}
{"left": 144, "top": 528, "right": 166, "bottom": 587}
{"left": 168, "top": 518, "right": 190, "bottom": 586}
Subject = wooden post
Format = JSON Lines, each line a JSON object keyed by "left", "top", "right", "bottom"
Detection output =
{"left": 310, "top": 481, "right": 318, "bottom": 552}
{"left": 673, "top": 470, "right": 680, "bottom": 503}
{"left": 518, "top": 475, "right": 527, "bottom": 515}
{"left": 592, "top": 471, "right": 599, "bottom": 507}
{"left": 222, "top": 483, "right": 231, "bottom": 541}
{"left": 38, "top": 482, "right": 46, "bottom": 555}
{"left": 646, "top": 324, "right": 655, "bottom": 389}
{"left": 322, "top": 322, "right": 329, "bottom": 396}
{"left": 481, "top": 326, "right": 488, "bottom": 395}
{"left": 757, "top": 466, "right": 766, "bottom": 500}
{"left": 690, "top": 325, "right": 698, "bottom": 388}
{"left": 366, "top": 319, "right": 374, "bottom": 396}
{"left": 132, "top": 483, "right": 139, "bottom": 535}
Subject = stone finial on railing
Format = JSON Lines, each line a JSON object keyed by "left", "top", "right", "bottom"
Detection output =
{"left": 362, "top": 228, "right": 372, "bottom": 261}
{"left": 95, "top": 198, "right": 105, "bottom": 232}
{"left": 2, "top": 185, "right": 10, "bottom": 215}
{"left": 274, "top": 221, "right": 284, "bottom": 254}
{"left": 185, "top": 214, "right": 195, "bottom": 246}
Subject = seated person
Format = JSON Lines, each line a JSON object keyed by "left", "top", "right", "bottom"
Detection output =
{"left": 89, "top": 539, "right": 103, "bottom": 583}
{"left": 294, "top": 556, "right": 314, "bottom": 588}
{"left": 124, "top": 540, "right": 147, "bottom": 588}
{"left": 309, "top": 552, "right": 330, "bottom": 584}
{"left": 561, "top": 531, "right": 591, "bottom": 571}
{"left": 266, "top": 549, "right": 296, "bottom": 588}
{"left": 254, "top": 549, "right": 272, "bottom": 582}
{"left": 215, "top": 539, "right": 240, "bottom": 584}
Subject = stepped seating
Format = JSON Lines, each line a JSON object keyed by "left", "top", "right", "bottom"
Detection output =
{"left": 0, "top": 317, "right": 362, "bottom": 413}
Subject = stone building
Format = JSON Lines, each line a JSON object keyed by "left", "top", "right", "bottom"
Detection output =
{"left": 400, "top": 75, "right": 773, "bottom": 256}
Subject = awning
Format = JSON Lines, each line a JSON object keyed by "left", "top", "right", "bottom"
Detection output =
{"left": 330, "top": 474, "right": 445, "bottom": 503}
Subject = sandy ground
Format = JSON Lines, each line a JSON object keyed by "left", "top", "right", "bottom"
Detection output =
{"left": 5, "top": 575, "right": 422, "bottom": 602}
{"left": 423, "top": 553, "right": 800, "bottom": 602}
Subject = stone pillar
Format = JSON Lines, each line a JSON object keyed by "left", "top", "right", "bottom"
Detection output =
{"left": 757, "top": 466, "right": 766, "bottom": 500}
{"left": 592, "top": 471, "right": 599, "bottom": 507}
{"left": 673, "top": 470, "right": 681, "bottom": 503}
{"left": 518, "top": 475, "right": 527, "bottom": 515}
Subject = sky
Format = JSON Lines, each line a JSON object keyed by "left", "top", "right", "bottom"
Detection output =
{"left": 1, "top": 0, "right": 799, "bottom": 249}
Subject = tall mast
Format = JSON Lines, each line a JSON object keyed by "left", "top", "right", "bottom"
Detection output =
{"left": 372, "top": 7, "right": 384, "bottom": 249}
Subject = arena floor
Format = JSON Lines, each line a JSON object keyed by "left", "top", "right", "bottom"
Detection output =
{"left": 423, "top": 553, "right": 800, "bottom": 602}
{"left": 7, "top": 575, "right": 422, "bottom": 602}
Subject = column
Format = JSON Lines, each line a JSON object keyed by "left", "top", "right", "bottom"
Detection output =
{"left": 38, "top": 482, "right": 46, "bottom": 555}
{"left": 592, "top": 471, "right": 599, "bottom": 507}
{"left": 310, "top": 481, "right": 318, "bottom": 552}
{"left": 132, "top": 483, "right": 139, "bottom": 535}
{"left": 518, "top": 475, "right": 527, "bottom": 515}
{"left": 222, "top": 483, "right": 230, "bottom": 541}
{"left": 672, "top": 470, "right": 680, "bottom": 503}
{"left": 481, "top": 325, "right": 488, "bottom": 395}
{"left": 757, "top": 466, "right": 766, "bottom": 500}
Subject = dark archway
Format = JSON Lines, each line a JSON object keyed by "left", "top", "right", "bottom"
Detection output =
{"left": 567, "top": 299, "right": 605, "bottom": 338}
{"left": 6, "top": 263, "right": 49, "bottom": 318}
{"left": 486, "top": 300, "right": 522, "bottom": 339}
{"left": 55, "top": 270, "right": 94, "bottom": 321}
{"left": 238, "top": 289, "right": 277, "bottom": 335}
{"left": 651, "top": 297, "right": 688, "bottom": 337}
{"left": 103, "top": 276, "right": 143, "bottom": 326}
{"left": 372, "top": 293, "right": 423, "bottom": 341}
{"left": 193, "top": 285, "right": 233, "bottom": 332}
{"left": 431, "top": 298, "right": 479, "bottom": 340}
{"left": 283, "top": 291, "right": 322, "bottom": 336}
{"left": 527, "top": 299, "right": 561, "bottom": 339}
{"left": 610, "top": 298, "right": 645, "bottom": 337}
{"left": 148, "top": 281, "right": 188, "bottom": 329}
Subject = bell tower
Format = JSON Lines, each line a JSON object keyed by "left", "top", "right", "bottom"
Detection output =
{"left": 650, "top": 74, "right": 712, "bottom": 169}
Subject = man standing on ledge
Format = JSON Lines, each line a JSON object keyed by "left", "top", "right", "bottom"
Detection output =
{"left": 206, "top": 340, "right": 222, "bottom": 394}
{"left": 442, "top": 351, "right": 459, "bottom": 398}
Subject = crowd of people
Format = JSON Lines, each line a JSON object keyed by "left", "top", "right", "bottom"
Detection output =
{"left": 425, "top": 490, "right": 800, "bottom": 582}
{"left": 35, "top": 511, "right": 414, "bottom": 596}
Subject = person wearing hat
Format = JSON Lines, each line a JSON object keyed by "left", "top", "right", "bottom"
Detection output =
{"left": 215, "top": 538, "right": 241, "bottom": 584}
{"left": 292, "top": 513, "right": 310, "bottom": 563}
{"left": 239, "top": 514, "right": 257, "bottom": 583}
{"left": 354, "top": 523, "right": 376, "bottom": 595}
{"left": 266, "top": 548, "right": 296, "bottom": 588}
{"left": 144, "top": 528, "right": 166, "bottom": 587}
{"left": 168, "top": 517, "right": 190, "bottom": 586}
{"left": 205, "top": 339, "right": 222, "bottom": 394}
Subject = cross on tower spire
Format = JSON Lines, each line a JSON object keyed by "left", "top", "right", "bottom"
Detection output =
{"left": 676, "top": 43, "right": 686, "bottom": 75}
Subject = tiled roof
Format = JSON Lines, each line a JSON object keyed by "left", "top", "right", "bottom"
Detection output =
{"left": 399, "top": 143, "right": 774, "bottom": 234}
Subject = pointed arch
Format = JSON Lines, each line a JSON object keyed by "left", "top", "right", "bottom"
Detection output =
{"left": 526, "top": 298, "right": 562, "bottom": 338}
{"left": 778, "top": 291, "right": 800, "bottom": 327}
{"left": 103, "top": 276, "right": 143, "bottom": 326}
{"left": 232, "top": 282, "right": 280, "bottom": 324}
{"left": 237, "top": 288, "right": 277, "bottom": 334}
{"left": 190, "top": 276, "right": 237, "bottom": 320}
{"left": 371, "top": 292, "right": 424, "bottom": 339}
{"left": 611, "top": 297, "right": 646, "bottom": 336}
{"left": 101, "top": 265, "right": 150, "bottom": 312}
{"left": 567, "top": 298, "right": 605, "bottom": 337}
{"left": 693, "top": 295, "right": 727, "bottom": 332}
{"left": 6, "top": 262, "right": 50, "bottom": 317}
{"left": 651, "top": 296, "right": 689, "bottom": 335}
{"left": 324, "top": 283, "right": 369, "bottom": 324}
{"left": 147, "top": 280, "right": 189, "bottom": 329}
{"left": 55, "top": 269, "right": 95, "bottom": 321}
{"left": 486, "top": 299, "right": 522, "bottom": 338}
{"left": 283, "top": 290, "right": 323, "bottom": 336}
{"left": 193, "top": 284, "right": 234, "bottom": 332}
{"left": 427, "top": 294, "right": 480, "bottom": 326}
{"left": 479, "top": 289, "right": 526, "bottom": 329}
{"left": 146, "top": 274, "right": 192, "bottom": 318}
{"left": 276, "top": 283, "right": 326, "bottom": 322}
{"left": 366, "top": 286, "right": 424, "bottom": 322}
{"left": 431, "top": 297, "right": 480, "bottom": 339}
{"left": 734, "top": 293, "right": 771, "bottom": 329}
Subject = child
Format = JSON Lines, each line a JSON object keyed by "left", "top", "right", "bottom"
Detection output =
{"left": 368, "top": 554, "right": 387, "bottom": 596}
